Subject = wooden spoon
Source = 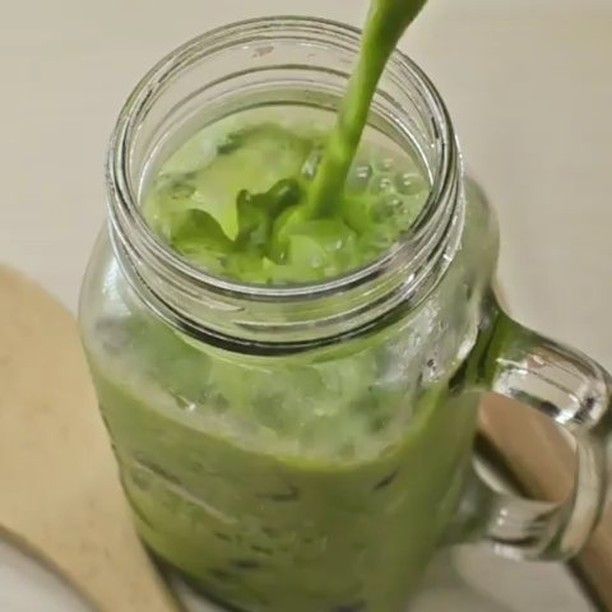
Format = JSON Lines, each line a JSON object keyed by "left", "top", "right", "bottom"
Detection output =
{"left": 486, "top": 285, "right": 612, "bottom": 608}
{"left": 481, "top": 395, "right": 612, "bottom": 609}
{"left": 0, "top": 266, "right": 178, "bottom": 612}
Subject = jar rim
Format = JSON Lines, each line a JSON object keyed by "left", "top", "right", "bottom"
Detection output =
{"left": 106, "top": 16, "right": 463, "bottom": 352}
{"left": 108, "top": 15, "right": 459, "bottom": 299}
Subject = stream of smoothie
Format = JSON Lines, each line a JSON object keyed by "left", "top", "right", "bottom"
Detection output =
{"left": 144, "top": 0, "right": 428, "bottom": 283}
{"left": 86, "top": 2, "right": 481, "bottom": 611}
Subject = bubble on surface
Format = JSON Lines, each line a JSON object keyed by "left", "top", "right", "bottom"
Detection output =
{"left": 370, "top": 174, "right": 394, "bottom": 195}
{"left": 301, "top": 147, "right": 324, "bottom": 180}
{"left": 169, "top": 182, "right": 196, "bottom": 200}
{"left": 395, "top": 171, "right": 426, "bottom": 196}
{"left": 371, "top": 195, "right": 405, "bottom": 223}
{"left": 375, "top": 156, "right": 395, "bottom": 172}
{"left": 347, "top": 163, "right": 373, "bottom": 192}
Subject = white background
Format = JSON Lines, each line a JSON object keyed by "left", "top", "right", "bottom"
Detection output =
{"left": 1, "top": 0, "right": 611, "bottom": 370}
{"left": 1, "top": 0, "right": 610, "bottom": 610}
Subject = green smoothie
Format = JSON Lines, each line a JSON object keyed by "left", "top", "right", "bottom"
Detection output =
{"left": 144, "top": 0, "right": 429, "bottom": 283}
{"left": 85, "top": 1, "right": 484, "bottom": 610}
{"left": 90, "top": 314, "right": 478, "bottom": 612}
{"left": 143, "top": 107, "right": 429, "bottom": 284}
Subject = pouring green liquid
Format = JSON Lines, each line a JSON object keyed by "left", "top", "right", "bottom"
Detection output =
{"left": 144, "top": 0, "right": 429, "bottom": 284}
{"left": 303, "top": 0, "right": 427, "bottom": 215}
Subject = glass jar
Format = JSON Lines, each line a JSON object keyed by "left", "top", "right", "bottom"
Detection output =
{"left": 79, "top": 17, "right": 611, "bottom": 612}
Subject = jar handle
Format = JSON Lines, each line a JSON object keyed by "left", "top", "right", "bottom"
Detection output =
{"left": 463, "top": 298, "right": 611, "bottom": 560}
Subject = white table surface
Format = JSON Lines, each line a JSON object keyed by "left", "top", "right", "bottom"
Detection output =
{"left": 1, "top": 0, "right": 610, "bottom": 610}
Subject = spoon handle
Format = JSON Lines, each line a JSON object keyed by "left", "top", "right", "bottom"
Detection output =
{"left": 0, "top": 267, "right": 178, "bottom": 611}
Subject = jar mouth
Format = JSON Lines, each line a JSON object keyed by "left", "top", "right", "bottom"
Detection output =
{"left": 106, "top": 16, "right": 462, "bottom": 351}
{"left": 108, "top": 15, "right": 459, "bottom": 302}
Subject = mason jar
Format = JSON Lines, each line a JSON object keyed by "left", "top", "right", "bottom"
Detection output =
{"left": 79, "top": 17, "right": 611, "bottom": 612}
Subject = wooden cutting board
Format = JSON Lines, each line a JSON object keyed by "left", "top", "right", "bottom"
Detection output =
{"left": 0, "top": 266, "right": 178, "bottom": 612}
